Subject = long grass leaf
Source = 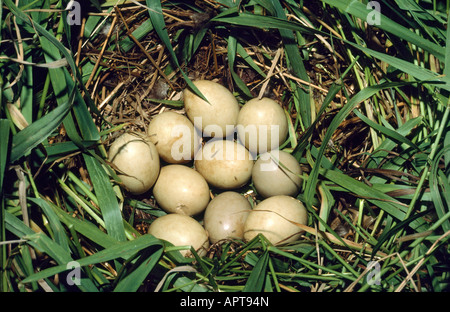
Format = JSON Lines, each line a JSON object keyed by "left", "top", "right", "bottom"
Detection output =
{"left": 4, "top": 211, "right": 72, "bottom": 263}
{"left": 10, "top": 98, "right": 74, "bottom": 163}
{"left": 366, "top": 116, "right": 423, "bottom": 174}
{"left": 120, "top": 19, "right": 154, "bottom": 53}
{"left": 352, "top": 108, "right": 419, "bottom": 151}
{"left": 19, "top": 52, "right": 33, "bottom": 125}
{"left": 272, "top": 0, "right": 311, "bottom": 127}
{"left": 243, "top": 250, "right": 269, "bottom": 292}
{"left": 304, "top": 81, "right": 410, "bottom": 211}
{"left": 320, "top": 0, "right": 445, "bottom": 61}
{"left": 21, "top": 234, "right": 163, "bottom": 284}
{"left": 214, "top": 7, "right": 450, "bottom": 93}
{"left": 443, "top": 12, "right": 450, "bottom": 172}
{"left": 33, "top": 140, "right": 98, "bottom": 164}
{"left": 83, "top": 154, "right": 127, "bottom": 242}
{"left": 430, "top": 145, "right": 450, "bottom": 232}
{"left": 28, "top": 197, "right": 70, "bottom": 252}
{"left": 51, "top": 203, "right": 118, "bottom": 249}
{"left": 145, "top": 0, "right": 207, "bottom": 102}
{"left": 5, "top": 211, "right": 101, "bottom": 291}
{"left": 227, "top": 35, "right": 252, "bottom": 97}
{"left": 371, "top": 209, "right": 431, "bottom": 257}
{"left": 3, "top": 0, "right": 79, "bottom": 80}
{"left": 39, "top": 35, "right": 98, "bottom": 144}
{"left": 395, "top": 0, "right": 446, "bottom": 42}
{"left": 63, "top": 71, "right": 100, "bottom": 142}
{"left": 344, "top": 41, "right": 450, "bottom": 91}
{"left": 320, "top": 168, "right": 417, "bottom": 225}
{"left": 212, "top": 11, "right": 319, "bottom": 34}
{"left": 113, "top": 246, "right": 163, "bottom": 292}
{"left": 236, "top": 41, "right": 266, "bottom": 78}
{"left": 293, "top": 82, "right": 345, "bottom": 159}
{"left": 0, "top": 119, "right": 10, "bottom": 193}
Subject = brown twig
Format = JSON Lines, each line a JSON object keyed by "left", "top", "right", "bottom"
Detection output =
{"left": 114, "top": 6, "right": 176, "bottom": 91}
{"left": 84, "top": 14, "right": 118, "bottom": 92}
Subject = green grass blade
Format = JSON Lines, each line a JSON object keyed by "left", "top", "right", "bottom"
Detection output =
{"left": 64, "top": 71, "right": 100, "bottom": 142}
{"left": 320, "top": 0, "right": 445, "bottom": 61}
{"left": 430, "top": 145, "right": 450, "bottom": 232}
{"left": 236, "top": 41, "right": 266, "bottom": 78}
{"left": 9, "top": 0, "right": 100, "bottom": 152}
{"left": 19, "top": 51, "right": 33, "bottom": 125}
{"left": 344, "top": 41, "right": 450, "bottom": 92}
{"left": 34, "top": 140, "right": 98, "bottom": 164}
{"left": 371, "top": 209, "right": 431, "bottom": 257}
{"left": 179, "top": 26, "right": 209, "bottom": 65}
{"left": 28, "top": 198, "right": 70, "bottom": 252}
{"left": 83, "top": 153, "right": 127, "bottom": 242}
{"left": 39, "top": 35, "right": 99, "bottom": 144}
{"left": 145, "top": 0, "right": 207, "bottom": 102}
{"left": 4, "top": 211, "right": 72, "bottom": 264}
{"left": 304, "top": 81, "right": 409, "bottom": 211}
{"left": 320, "top": 168, "right": 420, "bottom": 227}
{"left": 365, "top": 116, "right": 423, "bottom": 173}
{"left": 395, "top": 0, "right": 446, "bottom": 42}
{"left": 5, "top": 212, "right": 100, "bottom": 292}
{"left": 243, "top": 249, "right": 269, "bottom": 292}
{"left": 212, "top": 10, "right": 319, "bottom": 35}
{"left": 352, "top": 108, "right": 419, "bottom": 151}
{"left": 3, "top": 0, "right": 79, "bottom": 80}
{"left": 227, "top": 35, "right": 253, "bottom": 97}
{"left": 213, "top": 3, "right": 448, "bottom": 91}
{"left": 252, "top": 0, "right": 276, "bottom": 14}
{"left": 0, "top": 119, "right": 9, "bottom": 292}
{"left": 443, "top": 11, "right": 450, "bottom": 171}
{"left": 293, "top": 81, "right": 345, "bottom": 159}
{"left": 113, "top": 246, "right": 164, "bottom": 292}
{"left": 21, "top": 234, "right": 163, "bottom": 284}
{"left": 293, "top": 50, "right": 358, "bottom": 159}
{"left": 10, "top": 98, "right": 74, "bottom": 163}
{"left": 120, "top": 19, "right": 154, "bottom": 53}
{"left": 272, "top": 0, "right": 311, "bottom": 128}
{"left": 51, "top": 203, "right": 118, "bottom": 249}
{"left": 0, "top": 119, "right": 10, "bottom": 193}
{"left": 444, "top": 9, "right": 450, "bottom": 80}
